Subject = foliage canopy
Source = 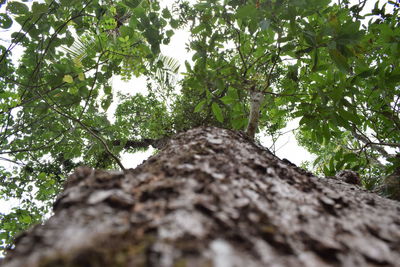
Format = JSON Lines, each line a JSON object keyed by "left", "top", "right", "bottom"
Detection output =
{"left": 0, "top": 0, "right": 399, "bottom": 252}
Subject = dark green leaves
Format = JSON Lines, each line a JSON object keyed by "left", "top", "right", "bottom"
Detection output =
{"left": 31, "top": 2, "right": 48, "bottom": 16}
{"left": 194, "top": 99, "right": 206, "bottom": 113}
{"left": 191, "top": 24, "right": 205, "bottom": 34}
{"left": 211, "top": 102, "right": 223, "bottom": 122}
{"left": 220, "top": 87, "right": 238, "bottom": 105}
{"left": 162, "top": 8, "right": 171, "bottom": 19}
{"left": 236, "top": 5, "right": 256, "bottom": 19}
{"left": 329, "top": 49, "right": 351, "bottom": 73}
{"left": 6, "top": 1, "right": 29, "bottom": 15}
{"left": 0, "top": 13, "right": 12, "bottom": 29}
{"left": 338, "top": 108, "right": 361, "bottom": 125}
{"left": 123, "top": 0, "right": 142, "bottom": 9}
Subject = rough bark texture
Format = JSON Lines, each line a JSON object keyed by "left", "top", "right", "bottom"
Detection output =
{"left": 245, "top": 90, "right": 264, "bottom": 140}
{"left": 2, "top": 127, "right": 400, "bottom": 267}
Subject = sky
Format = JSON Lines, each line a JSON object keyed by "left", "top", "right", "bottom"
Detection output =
{"left": 0, "top": 0, "right": 396, "bottom": 215}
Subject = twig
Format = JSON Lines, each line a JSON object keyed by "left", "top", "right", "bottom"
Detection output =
{"left": 34, "top": 92, "right": 126, "bottom": 170}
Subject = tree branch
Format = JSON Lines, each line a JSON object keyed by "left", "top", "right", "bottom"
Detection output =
{"left": 33, "top": 90, "right": 126, "bottom": 170}
{"left": 351, "top": 125, "right": 390, "bottom": 158}
{"left": 113, "top": 137, "right": 170, "bottom": 151}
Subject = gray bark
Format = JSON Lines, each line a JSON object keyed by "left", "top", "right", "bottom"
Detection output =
{"left": 245, "top": 90, "right": 264, "bottom": 140}
{"left": 2, "top": 127, "right": 400, "bottom": 267}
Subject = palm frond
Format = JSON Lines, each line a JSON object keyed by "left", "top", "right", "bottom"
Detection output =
{"left": 61, "top": 35, "right": 97, "bottom": 64}
{"left": 152, "top": 54, "right": 180, "bottom": 86}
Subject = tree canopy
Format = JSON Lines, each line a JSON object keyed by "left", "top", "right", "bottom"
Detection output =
{"left": 0, "top": 0, "right": 399, "bottom": 253}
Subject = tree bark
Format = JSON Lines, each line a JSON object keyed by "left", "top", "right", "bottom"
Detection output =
{"left": 2, "top": 127, "right": 400, "bottom": 267}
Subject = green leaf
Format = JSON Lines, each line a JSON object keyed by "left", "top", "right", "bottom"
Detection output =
{"left": 194, "top": 2, "right": 210, "bottom": 10}
{"left": 333, "top": 112, "right": 352, "bottom": 130}
{"left": 170, "top": 19, "right": 179, "bottom": 29}
{"left": 339, "top": 109, "right": 360, "bottom": 124}
{"left": 6, "top": 1, "right": 29, "bottom": 15}
{"left": 311, "top": 49, "right": 318, "bottom": 71}
{"left": 329, "top": 157, "right": 335, "bottom": 173}
{"left": 123, "top": 0, "right": 141, "bottom": 9}
{"left": 62, "top": 75, "right": 74, "bottom": 83}
{"left": 104, "top": 85, "right": 112, "bottom": 95}
{"left": 232, "top": 117, "right": 247, "bottom": 130}
{"left": 194, "top": 99, "right": 206, "bottom": 112}
{"left": 11, "top": 32, "right": 28, "bottom": 44}
{"left": 69, "top": 86, "right": 78, "bottom": 95}
{"left": 343, "top": 153, "right": 358, "bottom": 163}
{"left": 192, "top": 24, "right": 205, "bottom": 34}
{"left": 78, "top": 73, "right": 85, "bottom": 81}
{"left": 314, "top": 128, "right": 323, "bottom": 144}
{"left": 280, "top": 43, "right": 296, "bottom": 52}
{"left": 236, "top": 5, "right": 255, "bottom": 19}
{"left": 101, "top": 97, "right": 112, "bottom": 111}
{"left": 329, "top": 49, "right": 350, "bottom": 73}
{"left": 334, "top": 148, "right": 344, "bottom": 161}
{"left": 322, "top": 123, "right": 330, "bottom": 143}
{"left": 335, "top": 159, "right": 345, "bottom": 170}
{"left": 20, "top": 215, "right": 32, "bottom": 224}
{"left": 211, "top": 102, "right": 223, "bottom": 122}
{"left": 144, "top": 27, "right": 160, "bottom": 47}
{"left": 53, "top": 63, "right": 67, "bottom": 74}
{"left": 166, "top": 29, "right": 174, "bottom": 38}
{"left": 31, "top": 2, "right": 48, "bottom": 16}
{"left": 14, "top": 153, "right": 25, "bottom": 160}
{"left": 0, "top": 13, "right": 12, "bottom": 29}
{"left": 330, "top": 86, "right": 343, "bottom": 101}
{"left": 220, "top": 94, "right": 235, "bottom": 105}
{"left": 162, "top": 8, "right": 171, "bottom": 19}
{"left": 38, "top": 172, "right": 47, "bottom": 180}
{"left": 303, "top": 31, "right": 316, "bottom": 46}
{"left": 313, "top": 155, "right": 323, "bottom": 167}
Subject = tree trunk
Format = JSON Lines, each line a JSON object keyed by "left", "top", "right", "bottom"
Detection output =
{"left": 2, "top": 127, "right": 400, "bottom": 267}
